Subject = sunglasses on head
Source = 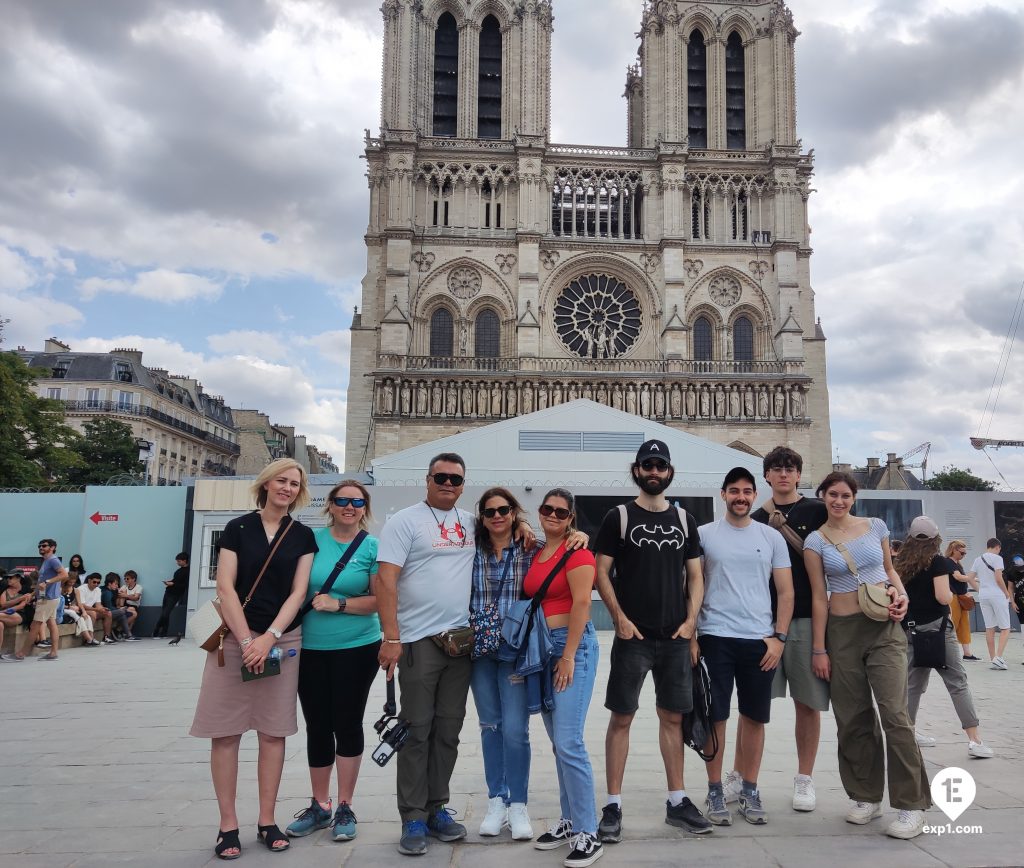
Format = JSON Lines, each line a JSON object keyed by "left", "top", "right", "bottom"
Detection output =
{"left": 431, "top": 472, "right": 464, "bottom": 487}
{"left": 640, "top": 459, "right": 669, "bottom": 472}
{"left": 481, "top": 505, "right": 513, "bottom": 519}
{"left": 539, "top": 504, "right": 572, "bottom": 520}
{"left": 332, "top": 496, "right": 366, "bottom": 508}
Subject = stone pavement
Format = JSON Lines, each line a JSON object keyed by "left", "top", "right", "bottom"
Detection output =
{"left": 1, "top": 633, "right": 1020, "bottom": 868}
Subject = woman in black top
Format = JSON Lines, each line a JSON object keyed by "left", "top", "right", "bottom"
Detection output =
{"left": 190, "top": 458, "right": 318, "bottom": 859}
{"left": 895, "top": 517, "right": 993, "bottom": 760}
{"left": 943, "top": 539, "right": 979, "bottom": 660}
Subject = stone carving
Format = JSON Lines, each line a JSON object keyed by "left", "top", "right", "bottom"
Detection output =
{"left": 415, "top": 381, "right": 428, "bottom": 416}
{"left": 567, "top": 382, "right": 579, "bottom": 402}
{"left": 758, "top": 387, "right": 769, "bottom": 418}
{"left": 554, "top": 274, "right": 642, "bottom": 359}
{"left": 400, "top": 380, "right": 411, "bottom": 415}
{"left": 445, "top": 383, "right": 458, "bottom": 417}
{"left": 448, "top": 266, "right": 482, "bottom": 300}
{"left": 506, "top": 382, "right": 517, "bottom": 416}
{"left": 494, "top": 254, "right": 517, "bottom": 275}
{"left": 748, "top": 260, "right": 769, "bottom": 279}
{"left": 431, "top": 382, "right": 442, "bottom": 416}
{"left": 626, "top": 384, "right": 637, "bottom": 415}
{"left": 654, "top": 384, "right": 665, "bottom": 418}
{"left": 490, "top": 383, "right": 502, "bottom": 417}
{"left": 461, "top": 382, "right": 474, "bottom": 417}
{"left": 744, "top": 386, "right": 755, "bottom": 418}
{"left": 685, "top": 386, "right": 696, "bottom": 418}
{"left": 774, "top": 386, "right": 786, "bottom": 419}
{"left": 459, "top": 320, "right": 469, "bottom": 355}
{"left": 597, "top": 383, "right": 608, "bottom": 405}
{"left": 684, "top": 259, "right": 704, "bottom": 279}
{"left": 537, "top": 384, "right": 549, "bottom": 410}
{"left": 728, "top": 385, "right": 740, "bottom": 418}
{"left": 699, "top": 386, "right": 710, "bottom": 417}
{"left": 477, "top": 382, "right": 488, "bottom": 416}
{"left": 379, "top": 379, "right": 394, "bottom": 414}
{"left": 714, "top": 386, "right": 725, "bottom": 418}
{"left": 640, "top": 383, "right": 651, "bottom": 417}
{"left": 412, "top": 251, "right": 435, "bottom": 272}
{"left": 552, "top": 382, "right": 563, "bottom": 405}
{"left": 612, "top": 383, "right": 623, "bottom": 410}
{"left": 790, "top": 386, "right": 804, "bottom": 419}
{"left": 582, "top": 382, "right": 594, "bottom": 402}
{"left": 540, "top": 250, "right": 560, "bottom": 270}
{"left": 709, "top": 275, "right": 742, "bottom": 308}
{"left": 522, "top": 382, "right": 534, "bottom": 414}
{"left": 640, "top": 252, "right": 661, "bottom": 274}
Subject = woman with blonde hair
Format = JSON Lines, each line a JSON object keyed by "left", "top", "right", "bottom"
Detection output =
{"left": 943, "top": 540, "right": 979, "bottom": 660}
{"left": 287, "top": 479, "right": 381, "bottom": 844}
{"left": 190, "top": 457, "right": 318, "bottom": 859}
{"left": 895, "top": 518, "right": 993, "bottom": 759}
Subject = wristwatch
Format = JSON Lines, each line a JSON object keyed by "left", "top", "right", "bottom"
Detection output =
{"left": 774, "top": 631, "right": 788, "bottom": 643}
{"left": 267, "top": 627, "right": 282, "bottom": 640}
{"left": 336, "top": 599, "right": 347, "bottom": 614}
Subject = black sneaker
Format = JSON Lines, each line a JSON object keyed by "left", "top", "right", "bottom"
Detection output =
{"left": 665, "top": 797, "right": 713, "bottom": 835}
{"left": 535, "top": 818, "right": 573, "bottom": 850}
{"left": 597, "top": 803, "right": 621, "bottom": 843}
{"left": 564, "top": 832, "right": 603, "bottom": 867}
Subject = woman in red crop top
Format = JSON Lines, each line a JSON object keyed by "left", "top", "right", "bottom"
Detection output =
{"left": 523, "top": 489, "right": 602, "bottom": 863}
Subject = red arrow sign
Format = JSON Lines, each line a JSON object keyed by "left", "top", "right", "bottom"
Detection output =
{"left": 89, "top": 512, "right": 119, "bottom": 525}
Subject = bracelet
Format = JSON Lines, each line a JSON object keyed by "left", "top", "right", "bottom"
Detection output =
{"left": 812, "top": 649, "right": 829, "bottom": 656}
{"left": 560, "top": 656, "right": 573, "bottom": 663}
{"left": 383, "top": 638, "right": 402, "bottom": 645}
{"left": 239, "top": 636, "right": 255, "bottom": 648}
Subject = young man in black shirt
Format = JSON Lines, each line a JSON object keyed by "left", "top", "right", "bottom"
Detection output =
{"left": 726, "top": 446, "right": 827, "bottom": 812}
{"left": 594, "top": 440, "right": 710, "bottom": 841}
{"left": 153, "top": 552, "right": 189, "bottom": 638}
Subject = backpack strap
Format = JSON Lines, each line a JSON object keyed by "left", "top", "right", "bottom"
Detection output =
{"left": 675, "top": 506, "right": 689, "bottom": 542}
{"left": 764, "top": 499, "right": 807, "bottom": 554}
{"left": 618, "top": 503, "right": 628, "bottom": 542}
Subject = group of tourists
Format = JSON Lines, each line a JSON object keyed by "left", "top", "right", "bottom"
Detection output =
{"left": 189, "top": 444, "right": 1011, "bottom": 863}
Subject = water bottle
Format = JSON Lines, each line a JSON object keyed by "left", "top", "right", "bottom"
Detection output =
{"left": 267, "top": 648, "right": 297, "bottom": 661}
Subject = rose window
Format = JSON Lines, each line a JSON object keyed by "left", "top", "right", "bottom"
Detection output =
{"left": 448, "top": 266, "right": 481, "bottom": 299}
{"left": 553, "top": 274, "right": 641, "bottom": 359}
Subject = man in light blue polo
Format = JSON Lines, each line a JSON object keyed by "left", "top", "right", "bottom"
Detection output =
{"left": 17, "top": 539, "right": 68, "bottom": 661}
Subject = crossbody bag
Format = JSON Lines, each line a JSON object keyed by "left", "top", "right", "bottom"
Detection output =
{"left": 299, "top": 530, "right": 368, "bottom": 618}
{"left": 816, "top": 526, "right": 890, "bottom": 621}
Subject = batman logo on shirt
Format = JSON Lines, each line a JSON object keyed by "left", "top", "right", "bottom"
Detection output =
{"left": 629, "top": 524, "right": 685, "bottom": 550}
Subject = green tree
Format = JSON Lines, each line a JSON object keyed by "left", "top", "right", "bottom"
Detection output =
{"left": 0, "top": 348, "right": 83, "bottom": 487}
{"left": 65, "top": 417, "right": 145, "bottom": 486}
{"left": 925, "top": 465, "right": 996, "bottom": 492}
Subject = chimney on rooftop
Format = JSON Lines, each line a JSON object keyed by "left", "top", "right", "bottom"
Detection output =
{"left": 866, "top": 457, "right": 880, "bottom": 469}
{"left": 111, "top": 347, "right": 143, "bottom": 364}
{"left": 45, "top": 337, "right": 70, "bottom": 353}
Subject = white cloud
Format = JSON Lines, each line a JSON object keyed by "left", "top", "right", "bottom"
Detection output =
{"left": 206, "top": 329, "right": 289, "bottom": 361}
{"left": 79, "top": 269, "right": 223, "bottom": 302}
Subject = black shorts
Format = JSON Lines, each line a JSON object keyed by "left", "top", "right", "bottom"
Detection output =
{"left": 605, "top": 635, "right": 693, "bottom": 714}
{"left": 699, "top": 634, "right": 775, "bottom": 724}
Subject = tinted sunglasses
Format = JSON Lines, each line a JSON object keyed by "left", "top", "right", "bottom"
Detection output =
{"left": 431, "top": 472, "right": 464, "bottom": 487}
{"left": 640, "top": 459, "right": 669, "bottom": 471}
{"left": 332, "top": 496, "right": 366, "bottom": 508}
{"left": 481, "top": 505, "right": 513, "bottom": 519}
{"left": 539, "top": 504, "right": 572, "bottom": 520}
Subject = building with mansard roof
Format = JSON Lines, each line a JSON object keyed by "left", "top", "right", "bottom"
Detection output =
{"left": 346, "top": 0, "right": 831, "bottom": 480}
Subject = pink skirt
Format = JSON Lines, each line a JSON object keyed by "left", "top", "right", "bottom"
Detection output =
{"left": 189, "top": 629, "right": 302, "bottom": 738}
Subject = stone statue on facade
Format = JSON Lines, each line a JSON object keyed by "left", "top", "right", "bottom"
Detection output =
{"left": 522, "top": 381, "right": 534, "bottom": 414}
{"left": 790, "top": 387, "right": 804, "bottom": 419}
{"left": 506, "top": 382, "right": 518, "bottom": 416}
{"left": 461, "top": 381, "right": 474, "bottom": 417}
{"left": 538, "top": 383, "right": 549, "bottom": 409}
{"left": 490, "top": 382, "right": 502, "bottom": 417}
{"left": 640, "top": 383, "right": 651, "bottom": 417}
{"left": 744, "top": 386, "right": 755, "bottom": 418}
{"left": 728, "top": 385, "right": 740, "bottom": 418}
{"left": 699, "top": 386, "right": 710, "bottom": 417}
{"left": 654, "top": 384, "right": 666, "bottom": 418}
{"left": 445, "top": 383, "right": 458, "bottom": 417}
{"left": 380, "top": 379, "right": 394, "bottom": 415}
{"left": 626, "top": 384, "right": 638, "bottom": 415}
{"left": 431, "top": 381, "right": 442, "bottom": 416}
{"left": 582, "top": 382, "right": 594, "bottom": 402}
{"left": 597, "top": 382, "right": 608, "bottom": 405}
{"left": 774, "top": 386, "right": 786, "bottom": 419}
{"left": 670, "top": 385, "right": 682, "bottom": 418}
{"left": 415, "top": 381, "right": 428, "bottom": 416}
{"left": 551, "top": 382, "right": 562, "bottom": 406}
{"left": 686, "top": 386, "right": 697, "bottom": 418}
{"left": 400, "top": 380, "right": 412, "bottom": 416}
{"left": 714, "top": 386, "right": 726, "bottom": 418}
{"left": 758, "top": 386, "right": 769, "bottom": 418}
{"left": 612, "top": 383, "right": 623, "bottom": 410}
{"left": 477, "top": 382, "right": 488, "bottom": 416}
{"left": 568, "top": 382, "right": 579, "bottom": 402}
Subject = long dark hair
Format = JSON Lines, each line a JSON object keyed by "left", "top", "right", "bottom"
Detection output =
{"left": 476, "top": 487, "right": 524, "bottom": 555}
{"left": 895, "top": 534, "right": 942, "bottom": 582}
{"left": 68, "top": 553, "right": 85, "bottom": 572}
{"left": 542, "top": 487, "right": 577, "bottom": 537}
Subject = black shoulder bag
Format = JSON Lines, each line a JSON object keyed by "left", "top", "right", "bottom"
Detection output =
{"left": 299, "top": 530, "right": 369, "bottom": 618}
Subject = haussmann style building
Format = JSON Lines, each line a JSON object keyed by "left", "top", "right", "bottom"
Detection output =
{"left": 345, "top": 0, "right": 832, "bottom": 480}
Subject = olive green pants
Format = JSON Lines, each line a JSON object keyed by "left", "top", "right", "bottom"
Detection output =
{"left": 826, "top": 612, "right": 931, "bottom": 810}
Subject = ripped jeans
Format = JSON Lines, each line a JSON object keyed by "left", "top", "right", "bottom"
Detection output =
{"left": 470, "top": 654, "right": 531, "bottom": 804}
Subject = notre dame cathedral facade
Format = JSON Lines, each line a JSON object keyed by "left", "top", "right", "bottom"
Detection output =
{"left": 345, "top": 0, "right": 832, "bottom": 480}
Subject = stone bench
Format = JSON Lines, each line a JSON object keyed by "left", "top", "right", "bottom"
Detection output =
{"left": 1, "top": 622, "right": 88, "bottom": 655}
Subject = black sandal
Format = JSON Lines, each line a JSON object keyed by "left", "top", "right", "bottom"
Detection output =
{"left": 257, "top": 823, "right": 290, "bottom": 852}
{"left": 215, "top": 829, "right": 241, "bottom": 860}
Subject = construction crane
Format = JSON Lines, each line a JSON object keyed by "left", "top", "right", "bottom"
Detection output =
{"left": 969, "top": 437, "right": 1024, "bottom": 489}
{"left": 900, "top": 442, "right": 931, "bottom": 482}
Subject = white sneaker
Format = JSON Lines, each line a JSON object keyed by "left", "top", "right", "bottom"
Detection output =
{"left": 508, "top": 803, "right": 533, "bottom": 840}
{"left": 968, "top": 741, "right": 994, "bottom": 758}
{"left": 991, "top": 657, "right": 1008, "bottom": 670}
{"left": 845, "top": 801, "right": 882, "bottom": 825}
{"left": 478, "top": 796, "right": 508, "bottom": 837}
{"left": 792, "top": 775, "right": 816, "bottom": 812}
{"left": 886, "top": 809, "right": 925, "bottom": 839}
{"left": 914, "top": 732, "right": 936, "bottom": 747}
{"left": 723, "top": 769, "right": 743, "bottom": 804}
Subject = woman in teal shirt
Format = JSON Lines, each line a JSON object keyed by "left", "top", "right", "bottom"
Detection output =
{"left": 287, "top": 480, "right": 380, "bottom": 843}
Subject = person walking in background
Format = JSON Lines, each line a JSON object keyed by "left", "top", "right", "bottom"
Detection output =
{"left": 16, "top": 539, "right": 67, "bottom": 661}
{"left": 526, "top": 488, "right": 603, "bottom": 868}
{"left": 804, "top": 471, "right": 930, "bottom": 840}
{"left": 287, "top": 480, "right": 380, "bottom": 844}
{"left": 594, "top": 440, "right": 709, "bottom": 842}
{"left": 153, "top": 552, "right": 190, "bottom": 638}
{"left": 967, "top": 539, "right": 1018, "bottom": 669}
{"left": 189, "top": 457, "right": 318, "bottom": 860}
{"left": 697, "top": 468, "right": 793, "bottom": 828}
{"left": 943, "top": 540, "right": 979, "bottom": 660}
{"left": 895, "top": 517, "right": 994, "bottom": 759}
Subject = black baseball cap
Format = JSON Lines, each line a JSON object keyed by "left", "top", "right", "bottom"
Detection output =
{"left": 636, "top": 439, "right": 671, "bottom": 464}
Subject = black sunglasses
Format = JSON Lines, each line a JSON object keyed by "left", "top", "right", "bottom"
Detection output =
{"left": 481, "top": 505, "right": 513, "bottom": 519}
{"left": 640, "top": 459, "right": 669, "bottom": 472}
{"left": 431, "top": 472, "right": 465, "bottom": 487}
{"left": 332, "top": 497, "right": 366, "bottom": 508}
{"left": 539, "top": 504, "right": 572, "bottom": 520}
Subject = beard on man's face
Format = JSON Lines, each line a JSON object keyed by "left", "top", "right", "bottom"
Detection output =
{"left": 632, "top": 466, "right": 674, "bottom": 494}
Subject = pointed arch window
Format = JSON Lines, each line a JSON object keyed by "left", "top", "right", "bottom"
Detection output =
{"left": 475, "top": 308, "right": 500, "bottom": 358}
{"left": 687, "top": 31, "right": 707, "bottom": 149}
{"left": 432, "top": 12, "right": 459, "bottom": 137}
{"left": 733, "top": 315, "right": 754, "bottom": 362}
{"left": 429, "top": 307, "right": 454, "bottom": 357}
{"left": 478, "top": 15, "right": 502, "bottom": 138}
{"left": 731, "top": 190, "right": 748, "bottom": 241}
{"left": 725, "top": 31, "right": 746, "bottom": 150}
{"left": 694, "top": 316, "right": 713, "bottom": 360}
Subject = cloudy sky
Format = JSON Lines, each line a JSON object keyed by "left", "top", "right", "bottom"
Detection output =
{"left": 2, "top": 0, "right": 1024, "bottom": 486}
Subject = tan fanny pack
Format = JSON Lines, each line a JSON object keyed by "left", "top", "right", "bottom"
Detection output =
{"left": 817, "top": 527, "right": 891, "bottom": 621}
{"left": 431, "top": 625, "right": 475, "bottom": 657}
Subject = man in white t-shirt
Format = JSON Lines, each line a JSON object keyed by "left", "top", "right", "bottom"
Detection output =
{"left": 967, "top": 538, "right": 1019, "bottom": 670}
{"left": 118, "top": 570, "right": 143, "bottom": 639}
{"left": 696, "top": 467, "right": 793, "bottom": 829}
{"left": 376, "top": 452, "right": 477, "bottom": 857}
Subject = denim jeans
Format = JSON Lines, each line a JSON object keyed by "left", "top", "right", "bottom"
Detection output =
{"left": 470, "top": 653, "right": 531, "bottom": 804}
{"left": 542, "top": 622, "right": 599, "bottom": 835}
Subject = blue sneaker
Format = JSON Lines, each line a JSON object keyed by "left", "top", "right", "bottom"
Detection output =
{"left": 286, "top": 798, "right": 331, "bottom": 837}
{"left": 426, "top": 805, "right": 467, "bottom": 842}
{"left": 332, "top": 802, "right": 357, "bottom": 841}
{"left": 399, "top": 820, "right": 428, "bottom": 855}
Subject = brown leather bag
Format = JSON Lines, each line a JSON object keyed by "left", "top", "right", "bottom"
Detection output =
{"left": 816, "top": 526, "right": 891, "bottom": 621}
{"left": 957, "top": 593, "right": 976, "bottom": 612}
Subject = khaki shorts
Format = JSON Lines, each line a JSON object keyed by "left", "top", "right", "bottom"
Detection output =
{"left": 771, "top": 617, "right": 830, "bottom": 711}
{"left": 33, "top": 597, "right": 60, "bottom": 623}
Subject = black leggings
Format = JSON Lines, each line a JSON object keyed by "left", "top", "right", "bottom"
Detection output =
{"left": 298, "top": 640, "right": 381, "bottom": 768}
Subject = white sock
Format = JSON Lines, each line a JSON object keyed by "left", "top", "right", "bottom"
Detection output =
{"left": 668, "top": 790, "right": 686, "bottom": 806}
{"left": 606, "top": 794, "right": 622, "bottom": 808}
